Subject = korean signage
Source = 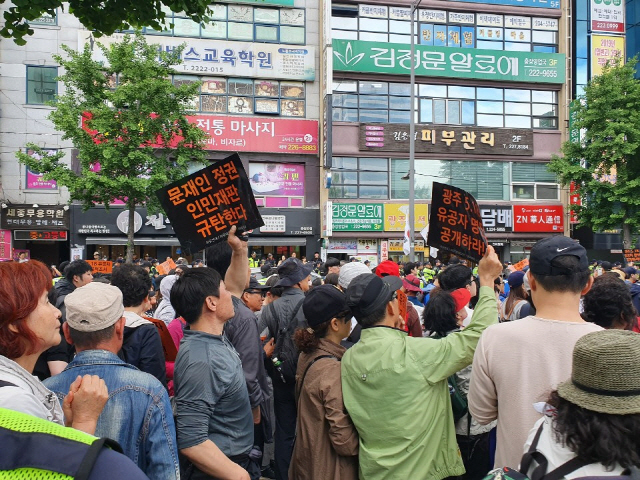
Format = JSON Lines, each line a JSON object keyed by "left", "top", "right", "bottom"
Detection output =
{"left": 448, "top": 0, "right": 560, "bottom": 8}
{"left": 86, "top": 260, "right": 113, "bottom": 274}
{"left": 384, "top": 204, "right": 429, "bottom": 231}
{"left": 157, "top": 153, "right": 263, "bottom": 253}
{"left": 360, "top": 124, "right": 534, "bottom": 156}
{"left": 2, "top": 205, "right": 69, "bottom": 230}
{"left": 591, "top": 35, "right": 625, "bottom": 77}
{"left": 0, "top": 230, "right": 11, "bottom": 261}
{"left": 25, "top": 149, "right": 58, "bottom": 190}
{"left": 513, "top": 205, "right": 564, "bottom": 232}
{"left": 591, "top": 0, "right": 625, "bottom": 33}
{"left": 380, "top": 240, "right": 389, "bottom": 261}
{"left": 427, "top": 182, "right": 488, "bottom": 262}
{"left": 333, "top": 40, "right": 565, "bottom": 84}
{"left": 623, "top": 249, "right": 640, "bottom": 263}
{"left": 357, "top": 238, "right": 378, "bottom": 252}
{"left": 389, "top": 239, "right": 425, "bottom": 252}
{"left": 156, "top": 259, "right": 177, "bottom": 275}
{"left": 74, "top": 207, "right": 174, "bottom": 236}
{"left": 80, "top": 33, "right": 315, "bottom": 81}
{"left": 189, "top": 116, "right": 318, "bottom": 154}
{"left": 14, "top": 231, "right": 68, "bottom": 241}
{"left": 328, "top": 239, "right": 358, "bottom": 251}
{"left": 569, "top": 182, "right": 581, "bottom": 224}
{"left": 249, "top": 163, "right": 304, "bottom": 197}
{"left": 479, "top": 205, "right": 513, "bottom": 233}
{"left": 260, "top": 215, "right": 286, "bottom": 233}
{"left": 332, "top": 203, "right": 384, "bottom": 231}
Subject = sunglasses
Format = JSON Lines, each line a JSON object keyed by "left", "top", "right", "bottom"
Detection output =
{"left": 245, "top": 290, "right": 267, "bottom": 297}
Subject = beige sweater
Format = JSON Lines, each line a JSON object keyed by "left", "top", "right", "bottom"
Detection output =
{"left": 468, "top": 316, "right": 602, "bottom": 468}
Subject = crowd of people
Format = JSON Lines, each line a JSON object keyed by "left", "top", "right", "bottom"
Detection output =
{"left": 1, "top": 232, "right": 640, "bottom": 480}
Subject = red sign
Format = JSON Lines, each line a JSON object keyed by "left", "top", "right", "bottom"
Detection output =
{"left": 513, "top": 205, "right": 564, "bottom": 233}
{"left": 188, "top": 116, "right": 318, "bottom": 154}
{"left": 569, "top": 182, "right": 580, "bottom": 224}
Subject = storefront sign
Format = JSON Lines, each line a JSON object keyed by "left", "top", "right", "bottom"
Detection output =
{"left": 260, "top": 215, "right": 287, "bottom": 233}
{"left": 448, "top": 0, "right": 560, "bottom": 8}
{"left": 384, "top": 204, "right": 429, "bottom": 231}
{"left": 14, "top": 231, "right": 68, "bottom": 241}
{"left": 249, "top": 163, "right": 304, "bottom": 196}
{"left": 190, "top": 116, "right": 318, "bottom": 154}
{"left": 80, "top": 33, "right": 315, "bottom": 81}
{"left": 360, "top": 124, "right": 534, "bottom": 156}
{"left": 328, "top": 239, "right": 357, "bottom": 251}
{"left": 331, "top": 203, "right": 384, "bottom": 231}
{"left": 591, "top": 35, "right": 625, "bottom": 77}
{"left": 25, "top": 149, "right": 58, "bottom": 190}
{"left": 389, "top": 239, "right": 404, "bottom": 252}
{"left": 513, "top": 205, "right": 564, "bottom": 232}
{"left": 157, "top": 153, "right": 264, "bottom": 253}
{"left": 0, "top": 230, "right": 11, "bottom": 261}
{"left": 2, "top": 205, "right": 69, "bottom": 230}
{"left": 569, "top": 182, "right": 580, "bottom": 224}
{"left": 332, "top": 40, "right": 565, "bottom": 83}
{"left": 357, "top": 238, "right": 378, "bottom": 252}
{"left": 591, "top": 0, "right": 625, "bottom": 33}
{"left": 87, "top": 260, "right": 113, "bottom": 274}
{"left": 359, "top": 4, "right": 388, "bottom": 18}
{"left": 479, "top": 205, "right": 513, "bottom": 233}
{"left": 427, "top": 182, "right": 488, "bottom": 262}
{"left": 533, "top": 17, "right": 559, "bottom": 30}
{"left": 380, "top": 240, "right": 389, "bottom": 261}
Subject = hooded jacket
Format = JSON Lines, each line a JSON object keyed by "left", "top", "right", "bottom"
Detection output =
{"left": 119, "top": 311, "right": 167, "bottom": 388}
{"left": 154, "top": 275, "right": 177, "bottom": 325}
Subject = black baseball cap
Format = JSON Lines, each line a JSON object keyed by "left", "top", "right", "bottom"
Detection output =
{"left": 529, "top": 236, "right": 589, "bottom": 276}
{"left": 303, "top": 284, "right": 351, "bottom": 328}
{"left": 244, "top": 276, "right": 270, "bottom": 292}
{"left": 345, "top": 273, "right": 403, "bottom": 320}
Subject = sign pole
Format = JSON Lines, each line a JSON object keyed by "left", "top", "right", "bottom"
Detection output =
{"left": 409, "top": 0, "right": 423, "bottom": 263}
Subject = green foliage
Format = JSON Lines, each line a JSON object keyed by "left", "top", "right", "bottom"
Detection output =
{"left": 549, "top": 58, "right": 640, "bottom": 246}
{"left": 17, "top": 33, "right": 207, "bottom": 258}
{"left": 1, "top": 0, "right": 213, "bottom": 45}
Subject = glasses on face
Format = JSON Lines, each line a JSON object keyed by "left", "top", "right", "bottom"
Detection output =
{"left": 390, "top": 291, "right": 398, "bottom": 301}
{"left": 246, "top": 290, "right": 266, "bottom": 297}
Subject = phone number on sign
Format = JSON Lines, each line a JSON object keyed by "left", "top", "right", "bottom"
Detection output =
{"left": 182, "top": 65, "right": 225, "bottom": 73}
{"left": 526, "top": 69, "right": 558, "bottom": 78}
{"left": 286, "top": 144, "right": 317, "bottom": 151}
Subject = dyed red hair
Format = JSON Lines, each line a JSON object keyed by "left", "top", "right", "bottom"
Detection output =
{"left": 0, "top": 260, "right": 53, "bottom": 359}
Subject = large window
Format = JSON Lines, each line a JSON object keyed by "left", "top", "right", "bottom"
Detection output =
{"left": 511, "top": 162, "right": 559, "bottom": 200}
{"left": 127, "top": 5, "right": 306, "bottom": 44}
{"left": 332, "top": 6, "right": 558, "bottom": 53}
{"left": 329, "top": 157, "right": 389, "bottom": 199}
{"left": 26, "top": 66, "right": 57, "bottom": 105}
{"left": 333, "top": 81, "right": 558, "bottom": 129}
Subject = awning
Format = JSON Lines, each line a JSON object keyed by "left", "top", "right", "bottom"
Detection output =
{"left": 84, "top": 237, "right": 180, "bottom": 246}
{"left": 248, "top": 237, "right": 307, "bottom": 246}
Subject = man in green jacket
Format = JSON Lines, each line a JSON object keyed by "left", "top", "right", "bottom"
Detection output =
{"left": 341, "top": 246, "right": 502, "bottom": 480}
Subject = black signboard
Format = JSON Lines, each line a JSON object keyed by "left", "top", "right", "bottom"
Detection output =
{"left": 1, "top": 204, "right": 69, "bottom": 230}
{"left": 479, "top": 205, "right": 513, "bottom": 233}
{"left": 427, "top": 182, "right": 488, "bottom": 263}
{"left": 157, "top": 153, "right": 264, "bottom": 254}
{"left": 623, "top": 249, "right": 640, "bottom": 264}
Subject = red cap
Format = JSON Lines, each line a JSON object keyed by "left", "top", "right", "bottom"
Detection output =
{"left": 450, "top": 288, "right": 471, "bottom": 313}
{"left": 402, "top": 274, "right": 422, "bottom": 292}
{"left": 375, "top": 260, "right": 400, "bottom": 278}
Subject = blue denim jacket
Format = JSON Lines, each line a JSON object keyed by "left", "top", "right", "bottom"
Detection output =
{"left": 44, "top": 350, "right": 179, "bottom": 480}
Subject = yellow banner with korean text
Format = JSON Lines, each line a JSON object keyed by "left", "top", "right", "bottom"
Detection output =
{"left": 591, "top": 35, "right": 625, "bottom": 77}
{"left": 384, "top": 204, "right": 429, "bottom": 231}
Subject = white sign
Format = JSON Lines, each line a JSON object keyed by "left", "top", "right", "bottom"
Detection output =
{"left": 359, "top": 4, "right": 388, "bottom": 18}
{"left": 380, "top": 240, "right": 389, "bottom": 261}
{"left": 116, "top": 211, "right": 143, "bottom": 234}
{"left": 389, "top": 7, "right": 412, "bottom": 20}
{"left": 590, "top": 0, "right": 625, "bottom": 34}
{"left": 260, "top": 215, "right": 286, "bottom": 233}
{"left": 419, "top": 9, "right": 447, "bottom": 23}
{"left": 504, "top": 15, "right": 531, "bottom": 29}
{"left": 357, "top": 238, "right": 379, "bottom": 252}
{"left": 78, "top": 32, "right": 316, "bottom": 81}
{"left": 532, "top": 17, "right": 559, "bottom": 31}
{"left": 477, "top": 14, "right": 504, "bottom": 27}
{"left": 449, "top": 12, "right": 475, "bottom": 24}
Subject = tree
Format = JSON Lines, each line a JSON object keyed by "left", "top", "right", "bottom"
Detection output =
{"left": 1, "top": 0, "right": 212, "bottom": 45}
{"left": 18, "top": 33, "right": 207, "bottom": 262}
{"left": 549, "top": 58, "right": 640, "bottom": 248}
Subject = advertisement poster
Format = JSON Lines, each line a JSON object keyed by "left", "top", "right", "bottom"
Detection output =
{"left": 25, "top": 149, "right": 58, "bottom": 190}
{"left": 157, "top": 153, "right": 264, "bottom": 253}
{"left": 591, "top": 0, "right": 625, "bottom": 33}
{"left": 331, "top": 203, "right": 384, "bottom": 231}
{"left": 249, "top": 163, "right": 304, "bottom": 196}
{"left": 0, "top": 230, "right": 11, "bottom": 261}
{"left": 384, "top": 204, "right": 429, "bottom": 231}
{"left": 513, "top": 205, "right": 564, "bottom": 232}
{"left": 591, "top": 35, "right": 625, "bottom": 77}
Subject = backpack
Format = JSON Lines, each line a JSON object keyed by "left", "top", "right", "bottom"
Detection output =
{"left": 267, "top": 299, "right": 306, "bottom": 384}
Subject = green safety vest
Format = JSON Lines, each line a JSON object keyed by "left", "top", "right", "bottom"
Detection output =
{"left": 0, "top": 406, "right": 121, "bottom": 480}
{"left": 249, "top": 258, "right": 260, "bottom": 268}
{"left": 423, "top": 268, "right": 436, "bottom": 282}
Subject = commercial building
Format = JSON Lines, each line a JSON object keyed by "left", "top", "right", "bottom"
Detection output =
{"left": 321, "top": 0, "right": 569, "bottom": 264}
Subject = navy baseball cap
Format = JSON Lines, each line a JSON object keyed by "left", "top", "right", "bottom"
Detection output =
{"left": 345, "top": 273, "right": 402, "bottom": 320}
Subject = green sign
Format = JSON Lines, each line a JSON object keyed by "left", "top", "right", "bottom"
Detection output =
{"left": 569, "top": 100, "right": 580, "bottom": 144}
{"left": 332, "top": 203, "right": 384, "bottom": 231}
{"left": 332, "top": 40, "right": 566, "bottom": 84}
{"left": 234, "top": 0, "right": 294, "bottom": 5}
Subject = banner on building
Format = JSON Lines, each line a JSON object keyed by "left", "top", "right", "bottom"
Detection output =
{"left": 591, "top": 0, "right": 625, "bottom": 33}
{"left": 513, "top": 205, "right": 564, "bottom": 232}
{"left": 479, "top": 205, "right": 513, "bottom": 233}
{"left": 384, "top": 204, "right": 429, "bottom": 231}
{"left": 25, "top": 149, "right": 58, "bottom": 190}
{"left": 249, "top": 163, "right": 304, "bottom": 196}
{"left": 157, "top": 153, "right": 263, "bottom": 253}
{"left": 591, "top": 35, "right": 625, "bottom": 77}
{"left": 448, "top": 0, "right": 559, "bottom": 8}
{"left": 0, "top": 230, "right": 11, "bottom": 261}
{"left": 1, "top": 205, "right": 69, "bottom": 230}
{"left": 331, "top": 203, "right": 384, "bottom": 231}
{"left": 427, "top": 182, "right": 488, "bottom": 262}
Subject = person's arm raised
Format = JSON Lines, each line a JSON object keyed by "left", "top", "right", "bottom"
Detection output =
{"left": 224, "top": 225, "right": 249, "bottom": 298}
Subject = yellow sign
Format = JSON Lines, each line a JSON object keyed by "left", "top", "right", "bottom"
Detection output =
{"left": 591, "top": 35, "right": 625, "bottom": 77}
{"left": 384, "top": 204, "right": 429, "bottom": 231}
{"left": 388, "top": 239, "right": 427, "bottom": 253}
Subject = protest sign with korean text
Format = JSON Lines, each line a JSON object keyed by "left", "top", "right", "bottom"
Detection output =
{"left": 157, "top": 153, "right": 263, "bottom": 253}
{"left": 427, "top": 182, "right": 488, "bottom": 262}
{"left": 156, "top": 258, "right": 177, "bottom": 276}
{"left": 87, "top": 260, "right": 113, "bottom": 274}
{"left": 623, "top": 249, "right": 640, "bottom": 264}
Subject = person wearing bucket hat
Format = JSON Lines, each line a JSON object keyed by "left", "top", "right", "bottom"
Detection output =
{"left": 468, "top": 235, "right": 601, "bottom": 470}
{"left": 520, "top": 330, "right": 640, "bottom": 479}
{"left": 289, "top": 285, "right": 358, "bottom": 480}
{"left": 261, "top": 257, "right": 314, "bottom": 479}
{"left": 341, "top": 246, "right": 504, "bottom": 480}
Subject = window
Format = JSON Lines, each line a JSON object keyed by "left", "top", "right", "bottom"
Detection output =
{"left": 26, "top": 66, "right": 57, "bottom": 105}
{"left": 329, "top": 157, "right": 389, "bottom": 199}
{"left": 175, "top": 76, "right": 306, "bottom": 117}
{"left": 511, "top": 162, "right": 559, "bottom": 200}
{"left": 125, "top": 6, "right": 306, "bottom": 44}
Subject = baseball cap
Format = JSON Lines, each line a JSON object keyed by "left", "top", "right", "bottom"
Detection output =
{"left": 244, "top": 276, "right": 270, "bottom": 292}
{"left": 529, "top": 236, "right": 589, "bottom": 276}
{"left": 402, "top": 274, "right": 422, "bottom": 293}
{"left": 338, "top": 262, "right": 371, "bottom": 289}
{"left": 600, "top": 261, "right": 612, "bottom": 271}
{"left": 624, "top": 266, "right": 638, "bottom": 276}
{"left": 65, "top": 283, "right": 125, "bottom": 332}
{"left": 450, "top": 288, "right": 471, "bottom": 313}
{"left": 507, "top": 271, "right": 525, "bottom": 288}
{"left": 346, "top": 273, "right": 403, "bottom": 320}
{"left": 303, "top": 285, "right": 351, "bottom": 328}
{"left": 375, "top": 260, "right": 400, "bottom": 278}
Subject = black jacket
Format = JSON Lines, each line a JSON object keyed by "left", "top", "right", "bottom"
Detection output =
{"left": 119, "top": 324, "right": 168, "bottom": 389}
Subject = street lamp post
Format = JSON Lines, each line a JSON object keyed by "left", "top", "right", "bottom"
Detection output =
{"left": 408, "top": 0, "right": 422, "bottom": 263}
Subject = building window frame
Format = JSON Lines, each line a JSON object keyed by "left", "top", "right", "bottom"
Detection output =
{"left": 26, "top": 66, "right": 58, "bottom": 105}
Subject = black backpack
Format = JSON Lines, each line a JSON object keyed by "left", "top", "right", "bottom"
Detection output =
{"left": 266, "top": 299, "right": 306, "bottom": 385}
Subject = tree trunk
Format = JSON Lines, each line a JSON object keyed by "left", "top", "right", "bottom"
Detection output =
{"left": 622, "top": 222, "right": 633, "bottom": 250}
{"left": 126, "top": 204, "right": 135, "bottom": 263}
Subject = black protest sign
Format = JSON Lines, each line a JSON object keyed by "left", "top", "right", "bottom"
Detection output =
{"left": 623, "top": 249, "right": 640, "bottom": 263}
{"left": 157, "top": 153, "right": 263, "bottom": 254}
{"left": 426, "top": 182, "right": 488, "bottom": 263}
